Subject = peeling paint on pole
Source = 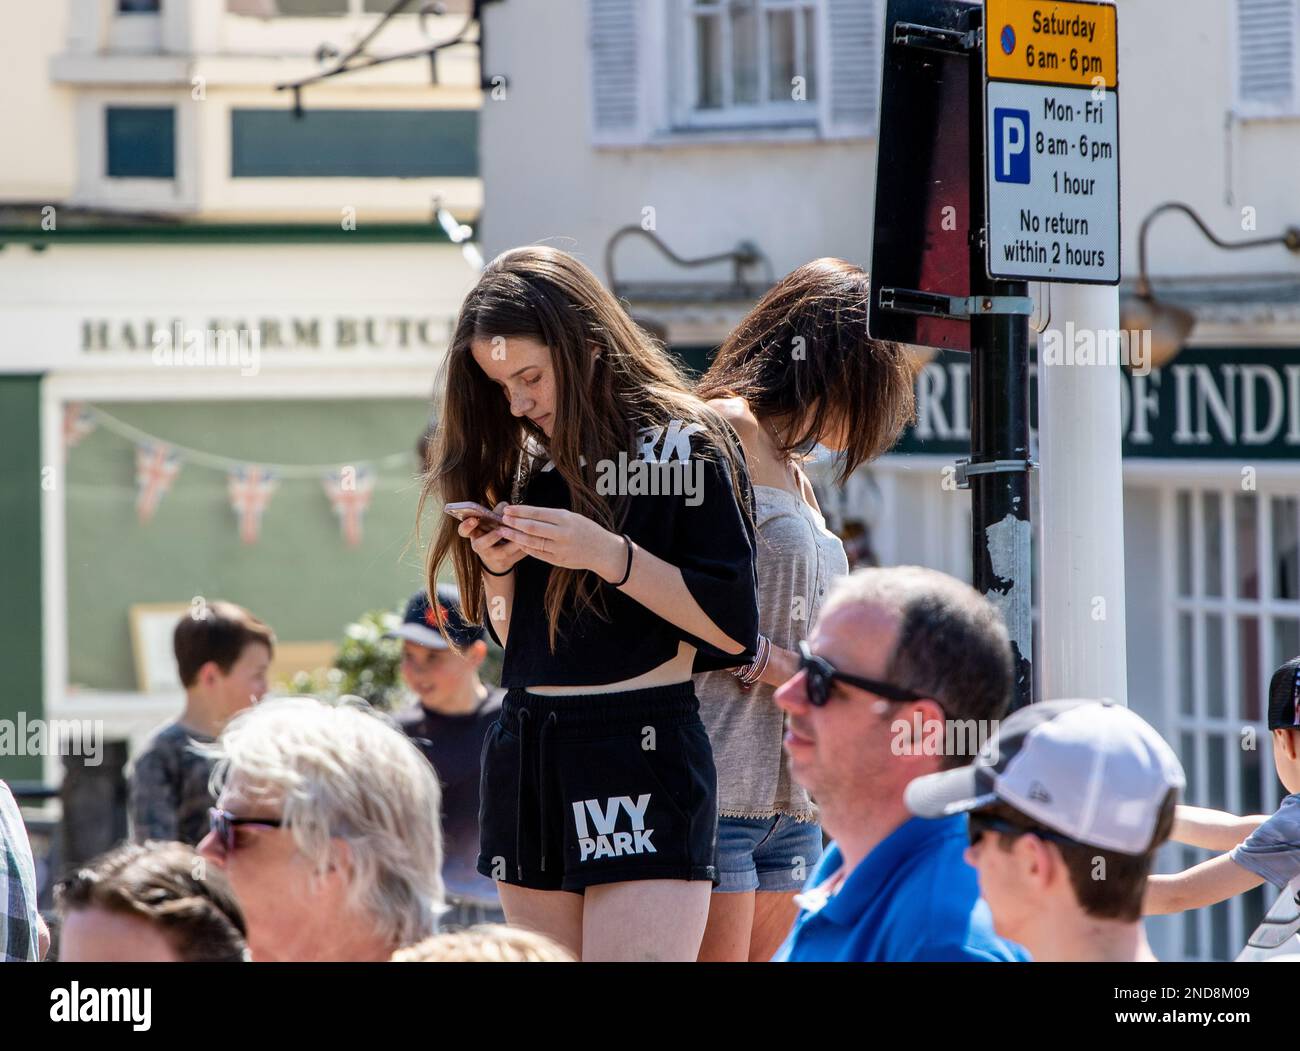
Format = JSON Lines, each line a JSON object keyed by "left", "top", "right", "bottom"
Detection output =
{"left": 984, "top": 512, "right": 1034, "bottom": 663}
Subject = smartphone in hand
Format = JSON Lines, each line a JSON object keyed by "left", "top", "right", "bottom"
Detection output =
{"left": 444, "top": 501, "right": 508, "bottom": 528}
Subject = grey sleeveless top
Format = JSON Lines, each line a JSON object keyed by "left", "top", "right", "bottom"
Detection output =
{"left": 695, "top": 484, "right": 850, "bottom": 822}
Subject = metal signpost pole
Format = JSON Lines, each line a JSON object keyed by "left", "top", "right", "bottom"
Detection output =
{"left": 966, "top": 3, "right": 1035, "bottom": 710}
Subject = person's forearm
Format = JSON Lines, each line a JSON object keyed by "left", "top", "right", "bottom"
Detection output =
{"left": 1142, "top": 875, "right": 1187, "bottom": 916}
{"left": 1143, "top": 855, "right": 1265, "bottom": 915}
{"left": 1171, "top": 804, "right": 1268, "bottom": 851}
{"left": 760, "top": 643, "right": 799, "bottom": 688}
{"left": 483, "top": 569, "right": 515, "bottom": 649}
{"left": 601, "top": 539, "right": 746, "bottom": 656}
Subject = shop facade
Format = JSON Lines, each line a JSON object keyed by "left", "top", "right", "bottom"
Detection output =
{"left": 0, "top": 222, "right": 476, "bottom": 785}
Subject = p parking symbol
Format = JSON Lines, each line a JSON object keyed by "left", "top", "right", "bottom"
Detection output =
{"left": 994, "top": 107, "right": 1030, "bottom": 184}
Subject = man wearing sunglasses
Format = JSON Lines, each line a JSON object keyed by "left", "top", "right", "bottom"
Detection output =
{"left": 906, "top": 699, "right": 1184, "bottom": 962}
{"left": 770, "top": 566, "right": 1025, "bottom": 962}
{"left": 197, "top": 696, "right": 445, "bottom": 961}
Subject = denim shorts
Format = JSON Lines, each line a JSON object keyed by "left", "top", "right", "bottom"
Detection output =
{"left": 714, "top": 813, "right": 824, "bottom": 894}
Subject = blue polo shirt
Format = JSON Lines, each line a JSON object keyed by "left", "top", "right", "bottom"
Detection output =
{"left": 772, "top": 814, "right": 1027, "bottom": 962}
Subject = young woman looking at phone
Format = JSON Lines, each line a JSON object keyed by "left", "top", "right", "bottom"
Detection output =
{"left": 693, "top": 259, "right": 917, "bottom": 961}
{"left": 420, "top": 246, "right": 759, "bottom": 961}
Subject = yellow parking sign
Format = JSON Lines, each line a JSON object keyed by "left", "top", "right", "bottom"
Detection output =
{"left": 986, "top": 0, "right": 1117, "bottom": 88}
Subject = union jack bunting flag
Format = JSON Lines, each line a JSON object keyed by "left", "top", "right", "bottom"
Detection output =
{"left": 322, "top": 465, "right": 376, "bottom": 548}
{"left": 134, "top": 442, "right": 182, "bottom": 524}
{"left": 62, "top": 403, "right": 97, "bottom": 453}
{"left": 227, "top": 465, "right": 279, "bottom": 545}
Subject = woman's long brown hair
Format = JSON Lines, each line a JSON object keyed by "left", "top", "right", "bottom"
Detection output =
{"left": 696, "top": 258, "right": 917, "bottom": 485}
{"left": 418, "top": 245, "right": 748, "bottom": 652}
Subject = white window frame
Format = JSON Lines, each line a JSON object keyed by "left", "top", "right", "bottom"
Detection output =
{"left": 72, "top": 93, "right": 198, "bottom": 213}
{"left": 107, "top": 1, "right": 163, "bottom": 52}
{"left": 1161, "top": 478, "right": 1298, "bottom": 960}
{"left": 671, "top": 0, "right": 822, "bottom": 132}
{"left": 1231, "top": 0, "right": 1300, "bottom": 119}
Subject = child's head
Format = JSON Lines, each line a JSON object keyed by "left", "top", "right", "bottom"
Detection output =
{"left": 388, "top": 587, "right": 487, "bottom": 712}
{"left": 174, "top": 602, "right": 274, "bottom": 718}
{"left": 1267, "top": 657, "right": 1300, "bottom": 794}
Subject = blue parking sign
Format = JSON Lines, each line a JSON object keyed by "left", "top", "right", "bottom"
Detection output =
{"left": 993, "top": 108, "right": 1030, "bottom": 184}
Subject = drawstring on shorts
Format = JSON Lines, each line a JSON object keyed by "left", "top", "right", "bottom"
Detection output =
{"left": 514, "top": 708, "right": 559, "bottom": 879}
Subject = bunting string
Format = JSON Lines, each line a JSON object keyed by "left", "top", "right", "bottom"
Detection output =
{"left": 69, "top": 404, "right": 419, "bottom": 547}
{"left": 88, "top": 406, "right": 411, "bottom": 478}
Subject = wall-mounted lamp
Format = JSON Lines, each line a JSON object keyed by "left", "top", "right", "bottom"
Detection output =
{"left": 603, "top": 226, "right": 771, "bottom": 303}
{"left": 1120, "top": 202, "right": 1300, "bottom": 369}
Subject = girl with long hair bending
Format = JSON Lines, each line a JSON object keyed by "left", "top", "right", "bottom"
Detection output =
{"left": 694, "top": 258, "right": 917, "bottom": 961}
{"left": 420, "top": 246, "right": 759, "bottom": 961}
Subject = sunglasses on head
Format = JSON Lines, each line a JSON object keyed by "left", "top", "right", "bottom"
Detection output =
{"left": 796, "top": 640, "right": 926, "bottom": 707}
{"left": 967, "top": 811, "right": 1077, "bottom": 849}
{"left": 209, "top": 807, "right": 283, "bottom": 853}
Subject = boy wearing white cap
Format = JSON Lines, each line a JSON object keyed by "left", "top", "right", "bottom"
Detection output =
{"left": 906, "top": 699, "right": 1185, "bottom": 962}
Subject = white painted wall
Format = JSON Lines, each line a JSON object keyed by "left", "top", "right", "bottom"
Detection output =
{"left": 480, "top": 0, "right": 1300, "bottom": 290}
{"left": 2, "top": 0, "right": 483, "bottom": 219}
{"left": 479, "top": 0, "right": 878, "bottom": 286}
{"left": 0, "top": 2, "right": 77, "bottom": 203}
{"left": 1119, "top": 0, "right": 1300, "bottom": 280}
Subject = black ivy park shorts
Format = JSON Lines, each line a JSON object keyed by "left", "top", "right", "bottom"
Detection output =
{"left": 476, "top": 681, "right": 720, "bottom": 893}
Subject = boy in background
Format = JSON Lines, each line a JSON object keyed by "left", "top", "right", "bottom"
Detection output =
{"left": 129, "top": 601, "right": 274, "bottom": 845}
{"left": 907, "top": 699, "right": 1184, "bottom": 962}
{"left": 1145, "top": 657, "right": 1300, "bottom": 916}
{"left": 389, "top": 586, "right": 503, "bottom": 928}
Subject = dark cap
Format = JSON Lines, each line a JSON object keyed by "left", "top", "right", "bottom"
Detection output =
{"left": 1268, "top": 657, "right": 1300, "bottom": 731}
{"left": 386, "top": 586, "right": 485, "bottom": 651}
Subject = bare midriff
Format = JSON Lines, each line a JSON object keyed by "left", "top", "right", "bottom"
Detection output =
{"left": 527, "top": 640, "right": 696, "bottom": 696}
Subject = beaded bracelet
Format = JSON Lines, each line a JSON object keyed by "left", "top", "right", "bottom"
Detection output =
{"left": 733, "top": 634, "right": 771, "bottom": 689}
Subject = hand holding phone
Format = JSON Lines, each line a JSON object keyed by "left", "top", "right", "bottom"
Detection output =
{"left": 444, "top": 501, "right": 507, "bottom": 528}
{"left": 449, "top": 500, "right": 525, "bottom": 577}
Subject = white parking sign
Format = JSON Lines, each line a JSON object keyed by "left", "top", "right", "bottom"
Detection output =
{"left": 985, "top": 80, "right": 1120, "bottom": 284}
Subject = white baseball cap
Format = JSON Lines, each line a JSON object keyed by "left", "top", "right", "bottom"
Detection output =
{"left": 904, "top": 699, "right": 1186, "bottom": 855}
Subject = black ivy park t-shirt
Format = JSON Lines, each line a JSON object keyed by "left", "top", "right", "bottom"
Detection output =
{"left": 397, "top": 689, "right": 504, "bottom": 901}
{"left": 484, "top": 420, "right": 761, "bottom": 687}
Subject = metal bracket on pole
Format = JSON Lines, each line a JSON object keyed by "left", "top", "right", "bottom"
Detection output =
{"left": 892, "top": 21, "right": 979, "bottom": 53}
{"left": 953, "top": 458, "right": 1037, "bottom": 491}
{"left": 878, "top": 287, "right": 1036, "bottom": 321}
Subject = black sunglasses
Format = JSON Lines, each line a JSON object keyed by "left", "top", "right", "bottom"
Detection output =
{"left": 796, "top": 640, "right": 926, "bottom": 707}
{"left": 209, "top": 807, "right": 283, "bottom": 852}
{"left": 967, "top": 811, "right": 1077, "bottom": 849}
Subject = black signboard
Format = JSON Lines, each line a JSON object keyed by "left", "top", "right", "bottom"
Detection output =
{"left": 867, "top": 0, "right": 981, "bottom": 352}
